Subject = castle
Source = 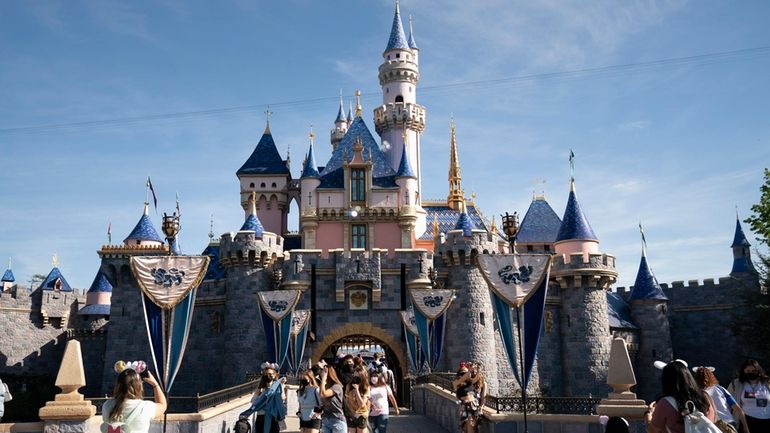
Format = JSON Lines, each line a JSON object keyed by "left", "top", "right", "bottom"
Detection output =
{"left": 0, "top": 2, "right": 761, "bottom": 406}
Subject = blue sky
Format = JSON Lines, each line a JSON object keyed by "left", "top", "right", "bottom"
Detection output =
{"left": 1, "top": 0, "right": 769, "bottom": 290}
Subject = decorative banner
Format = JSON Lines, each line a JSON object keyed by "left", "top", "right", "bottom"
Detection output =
{"left": 409, "top": 289, "right": 455, "bottom": 320}
{"left": 258, "top": 290, "right": 302, "bottom": 369}
{"left": 290, "top": 310, "right": 311, "bottom": 372}
{"left": 480, "top": 254, "right": 551, "bottom": 388}
{"left": 257, "top": 290, "right": 302, "bottom": 322}
{"left": 401, "top": 307, "right": 422, "bottom": 372}
{"left": 400, "top": 308, "right": 418, "bottom": 336}
{"left": 131, "top": 255, "right": 210, "bottom": 393}
{"left": 409, "top": 289, "right": 455, "bottom": 371}
{"left": 477, "top": 255, "right": 551, "bottom": 308}
{"left": 131, "top": 256, "right": 210, "bottom": 309}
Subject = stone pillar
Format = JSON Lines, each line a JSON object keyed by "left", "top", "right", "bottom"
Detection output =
{"left": 39, "top": 340, "right": 97, "bottom": 433}
{"left": 630, "top": 299, "right": 672, "bottom": 401}
{"left": 597, "top": 338, "right": 648, "bottom": 417}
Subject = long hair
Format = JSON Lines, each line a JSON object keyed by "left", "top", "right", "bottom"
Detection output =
{"left": 299, "top": 370, "right": 318, "bottom": 397}
{"left": 693, "top": 368, "right": 719, "bottom": 389}
{"left": 738, "top": 358, "right": 768, "bottom": 383}
{"left": 110, "top": 369, "right": 144, "bottom": 422}
{"left": 660, "top": 361, "right": 709, "bottom": 413}
{"left": 258, "top": 368, "right": 278, "bottom": 391}
{"left": 324, "top": 366, "right": 342, "bottom": 387}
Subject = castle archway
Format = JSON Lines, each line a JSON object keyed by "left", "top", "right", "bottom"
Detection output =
{"left": 310, "top": 322, "right": 409, "bottom": 404}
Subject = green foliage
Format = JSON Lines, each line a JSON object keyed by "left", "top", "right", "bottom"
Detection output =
{"left": 745, "top": 168, "right": 770, "bottom": 247}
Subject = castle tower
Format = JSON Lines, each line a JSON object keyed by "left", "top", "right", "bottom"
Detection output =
{"left": 730, "top": 216, "right": 756, "bottom": 276}
{"left": 373, "top": 1, "right": 426, "bottom": 199}
{"left": 628, "top": 227, "right": 671, "bottom": 401}
{"left": 552, "top": 176, "right": 617, "bottom": 396}
{"left": 78, "top": 270, "right": 113, "bottom": 317}
{"left": 236, "top": 116, "right": 292, "bottom": 235}
{"left": 395, "top": 139, "right": 418, "bottom": 247}
{"left": 438, "top": 203, "right": 501, "bottom": 394}
{"left": 447, "top": 119, "right": 464, "bottom": 210}
{"left": 1, "top": 257, "right": 14, "bottom": 293}
{"left": 124, "top": 203, "right": 164, "bottom": 247}
{"left": 330, "top": 95, "right": 349, "bottom": 150}
{"left": 300, "top": 131, "right": 322, "bottom": 248}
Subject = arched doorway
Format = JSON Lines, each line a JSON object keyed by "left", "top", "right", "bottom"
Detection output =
{"left": 311, "top": 322, "right": 409, "bottom": 405}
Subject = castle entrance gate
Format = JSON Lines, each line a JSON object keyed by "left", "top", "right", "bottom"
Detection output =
{"left": 310, "top": 322, "right": 409, "bottom": 405}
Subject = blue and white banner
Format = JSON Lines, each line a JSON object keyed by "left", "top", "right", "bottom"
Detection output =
{"left": 289, "top": 310, "right": 311, "bottom": 373}
{"left": 131, "top": 255, "right": 210, "bottom": 393}
{"left": 257, "top": 290, "right": 302, "bottom": 370}
{"left": 409, "top": 289, "right": 455, "bottom": 371}
{"left": 401, "top": 309, "right": 422, "bottom": 371}
{"left": 477, "top": 254, "right": 551, "bottom": 388}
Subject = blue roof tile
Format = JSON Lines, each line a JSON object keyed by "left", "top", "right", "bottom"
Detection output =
{"left": 555, "top": 188, "right": 598, "bottom": 242}
{"left": 201, "top": 244, "right": 227, "bottom": 281}
{"left": 454, "top": 208, "right": 476, "bottom": 237}
{"left": 408, "top": 18, "right": 418, "bottom": 49}
{"left": 607, "top": 292, "right": 638, "bottom": 329}
{"left": 395, "top": 144, "right": 416, "bottom": 178}
{"left": 241, "top": 214, "right": 265, "bottom": 238}
{"left": 732, "top": 256, "right": 755, "bottom": 274}
{"left": 237, "top": 131, "right": 290, "bottom": 176}
{"left": 88, "top": 271, "right": 113, "bottom": 294}
{"left": 1, "top": 268, "right": 14, "bottom": 282}
{"left": 419, "top": 205, "right": 502, "bottom": 241}
{"left": 385, "top": 3, "right": 409, "bottom": 52}
{"left": 318, "top": 117, "right": 396, "bottom": 189}
{"left": 335, "top": 101, "right": 346, "bottom": 123}
{"left": 38, "top": 267, "right": 73, "bottom": 292}
{"left": 629, "top": 256, "right": 667, "bottom": 301}
{"left": 731, "top": 218, "right": 751, "bottom": 247}
{"left": 301, "top": 142, "right": 321, "bottom": 178}
{"left": 78, "top": 304, "right": 111, "bottom": 316}
{"left": 124, "top": 213, "right": 163, "bottom": 244}
{"left": 516, "top": 198, "right": 562, "bottom": 243}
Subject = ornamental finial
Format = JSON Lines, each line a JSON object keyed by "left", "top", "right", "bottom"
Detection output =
{"left": 355, "top": 90, "right": 362, "bottom": 117}
{"left": 264, "top": 106, "right": 273, "bottom": 134}
{"left": 52, "top": 252, "right": 60, "bottom": 267}
{"left": 309, "top": 124, "right": 315, "bottom": 144}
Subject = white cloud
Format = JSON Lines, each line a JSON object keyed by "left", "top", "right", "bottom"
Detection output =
{"left": 619, "top": 120, "right": 651, "bottom": 130}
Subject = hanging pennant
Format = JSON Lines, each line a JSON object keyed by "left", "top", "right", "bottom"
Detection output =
{"left": 477, "top": 255, "right": 550, "bottom": 307}
{"left": 409, "top": 289, "right": 455, "bottom": 320}
{"left": 257, "top": 290, "right": 302, "bottom": 321}
{"left": 290, "top": 310, "right": 311, "bottom": 372}
{"left": 409, "top": 289, "right": 455, "bottom": 371}
{"left": 401, "top": 308, "right": 421, "bottom": 371}
{"left": 400, "top": 308, "right": 418, "bottom": 336}
{"left": 131, "top": 255, "right": 210, "bottom": 393}
{"left": 258, "top": 290, "right": 302, "bottom": 369}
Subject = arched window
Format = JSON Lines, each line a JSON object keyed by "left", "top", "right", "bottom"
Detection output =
{"left": 249, "top": 182, "right": 255, "bottom": 188}
{"left": 395, "top": 95, "right": 404, "bottom": 103}
{"left": 260, "top": 182, "right": 266, "bottom": 188}
{"left": 271, "top": 182, "right": 277, "bottom": 188}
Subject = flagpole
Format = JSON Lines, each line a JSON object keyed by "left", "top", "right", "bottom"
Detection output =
{"left": 516, "top": 306, "right": 529, "bottom": 433}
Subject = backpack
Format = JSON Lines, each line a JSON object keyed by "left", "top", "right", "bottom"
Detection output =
{"left": 663, "top": 397, "right": 722, "bottom": 433}
{"left": 233, "top": 418, "right": 251, "bottom": 433}
{"left": 104, "top": 403, "right": 143, "bottom": 433}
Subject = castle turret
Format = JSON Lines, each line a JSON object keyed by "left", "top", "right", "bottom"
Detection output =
{"left": 447, "top": 119, "right": 464, "bottom": 211}
{"left": 237, "top": 116, "right": 292, "bottom": 235}
{"left": 331, "top": 95, "right": 349, "bottom": 150}
{"left": 78, "top": 270, "right": 113, "bottom": 317}
{"left": 374, "top": 1, "right": 425, "bottom": 196}
{"left": 124, "top": 203, "right": 164, "bottom": 248}
{"left": 1, "top": 257, "right": 14, "bottom": 292}
{"left": 407, "top": 14, "right": 419, "bottom": 64}
{"left": 395, "top": 137, "right": 418, "bottom": 248}
{"left": 730, "top": 216, "right": 756, "bottom": 275}
{"left": 552, "top": 173, "right": 616, "bottom": 396}
{"left": 628, "top": 227, "right": 671, "bottom": 401}
{"left": 300, "top": 131, "right": 322, "bottom": 249}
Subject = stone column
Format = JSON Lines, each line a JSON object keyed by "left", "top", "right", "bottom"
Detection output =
{"left": 39, "top": 339, "right": 97, "bottom": 433}
{"left": 597, "top": 338, "right": 648, "bottom": 417}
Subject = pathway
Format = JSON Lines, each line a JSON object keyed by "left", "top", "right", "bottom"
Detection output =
{"left": 282, "top": 409, "right": 451, "bottom": 433}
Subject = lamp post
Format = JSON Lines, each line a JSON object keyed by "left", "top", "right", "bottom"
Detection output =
{"left": 501, "top": 211, "right": 520, "bottom": 253}
{"left": 162, "top": 212, "right": 180, "bottom": 256}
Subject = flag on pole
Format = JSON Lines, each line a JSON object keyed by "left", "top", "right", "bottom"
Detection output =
{"left": 107, "top": 220, "right": 112, "bottom": 244}
{"left": 175, "top": 192, "right": 181, "bottom": 216}
{"left": 147, "top": 177, "right": 158, "bottom": 212}
{"left": 639, "top": 222, "right": 647, "bottom": 257}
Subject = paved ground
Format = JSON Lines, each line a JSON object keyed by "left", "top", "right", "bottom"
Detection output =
{"left": 283, "top": 409, "right": 450, "bottom": 433}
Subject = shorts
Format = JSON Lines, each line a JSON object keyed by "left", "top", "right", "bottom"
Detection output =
{"left": 299, "top": 418, "right": 322, "bottom": 429}
{"left": 348, "top": 415, "right": 367, "bottom": 429}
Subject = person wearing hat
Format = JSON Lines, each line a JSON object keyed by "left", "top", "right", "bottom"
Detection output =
{"left": 693, "top": 366, "right": 748, "bottom": 432}
{"left": 240, "top": 363, "right": 286, "bottom": 433}
{"left": 645, "top": 360, "right": 716, "bottom": 433}
{"left": 101, "top": 361, "right": 167, "bottom": 433}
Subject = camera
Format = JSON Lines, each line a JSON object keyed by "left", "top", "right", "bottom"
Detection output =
{"left": 140, "top": 370, "right": 150, "bottom": 379}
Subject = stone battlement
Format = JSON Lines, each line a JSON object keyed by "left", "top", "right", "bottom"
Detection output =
{"left": 219, "top": 230, "right": 284, "bottom": 268}
{"left": 435, "top": 229, "right": 499, "bottom": 266}
{"left": 550, "top": 253, "right": 617, "bottom": 288}
{"left": 373, "top": 102, "right": 426, "bottom": 134}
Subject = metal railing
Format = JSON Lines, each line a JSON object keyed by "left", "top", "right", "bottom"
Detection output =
{"left": 415, "top": 373, "right": 600, "bottom": 415}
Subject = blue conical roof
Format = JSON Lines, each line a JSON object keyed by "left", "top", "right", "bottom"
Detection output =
{"left": 1, "top": 268, "right": 14, "bottom": 283}
{"left": 395, "top": 144, "right": 416, "bottom": 178}
{"left": 555, "top": 185, "right": 598, "bottom": 242}
{"left": 241, "top": 214, "right": 265, "bottom": 238}
{"left": 301, "top": 142, "right": 321, "bottom": 178}
{"left": 454, "top": 207, "right": 476, "bottom": 237}
{"left": 335, "top": 100, "right": 346, "bottom": 123}
{"left": 38, "top": 267, "right": 73, "bottom": 292}
{"left": 87, "top": 271, "right": 113, "bottom": 294}
{"left": 385, "top": 3, "right": 409, "bottom": 52}
{"left": 731, "top": 218, "right": 751, "bottom": 247}
{"left": 347, "top": 104, "right": 353, "bottom": 123}
{"left": 516, "top": 198, "right": 562, "bottom": 243}
{"left": 408, "top": 16, "right": 418, "bottom": 49}
{"left": 629, "top": 255, "right": 667, "bottom": 301}
{"left": 237, "top": 130, "right": 290, "bottom": 175}
{"left": 124, "top": 208, "right": 163, "bottom": 244}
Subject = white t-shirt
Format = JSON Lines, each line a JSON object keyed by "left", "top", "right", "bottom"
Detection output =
{"left": 738, "top": 381, "right": 770, "bottom": 419}
{"left": 101, "top": 399, "right": 157, "bottom": 433}
{"left": 369, "top": 385, "right": 393, "bottom": 417}
{"left": 705, "top": 385, "right": 735, "bottom": 423}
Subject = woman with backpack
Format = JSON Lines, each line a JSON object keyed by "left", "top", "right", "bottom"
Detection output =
{"left": 728, "top": 359, "right": 770, "bottom": 432}
{"left": 101, "top": 362, "right": 167, "bottom": 433}
{"left": 693, "top": 366, "right": 749, "bottom": 432}
{"left": 297, "top": 370, "right": 322, "bottom": 433}
{"left": 645, "top": 360, "right": 716, "bottom": 433}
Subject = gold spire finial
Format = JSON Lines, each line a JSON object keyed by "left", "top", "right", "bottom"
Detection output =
{"left": 52, "top": 252, "right": 59, "bottom": 267}
{"left": 309, "top": 124, "right": 315, "bottom": 144}
{"left": 264, "top": 106, "right": 273, "bottom": 134}
{"left": 355, "top": 90, "right": 362, "bottom": 117}
{"left": 432, "top": 215, "right": 439, "bottom": 237}
{"left": 447, "top": 117, "right": 464, "bottom": 210}
{"left": 491, "top": 216, "right": 498, "bottom": 234}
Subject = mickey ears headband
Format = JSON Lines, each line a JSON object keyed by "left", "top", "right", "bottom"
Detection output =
{"left": 114, "top": 360, "right": 147, "bottom": 374}
{"left": 261, "top": 362, "right": 279, "bottom": 371}
{"left": 692, "top": 366, "right": 716, "bottom": 373}
{"left": 653, "top": 359, "right": 688, "bottom": 370}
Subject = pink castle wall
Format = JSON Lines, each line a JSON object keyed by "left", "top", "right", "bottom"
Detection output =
{"left": 374, "top": 222, "right": 403, "bottom": 251}
{"left": 316, "top": 222, "right": 344, "bottom": 251}
{"left": 257, "top": 196, "right": 285, "bottom": 235}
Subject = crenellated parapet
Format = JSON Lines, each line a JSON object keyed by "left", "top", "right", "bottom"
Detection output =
{"left": 435, "top": 230, "right": 499, "bottom": 267}
{"left": 219, "top": 230, "right": 284, "bottom": 269}
{"left": 551, "top": 253, "right": 617, "bottom": 289}
{"left": 373, "top": 102, "right": 426, "bottom": 134}
{"left": 378, "top": 58, "right": 420, "bottom": 86}
{"left": 97, "top": 244, "right": 168, "bottom": 259}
